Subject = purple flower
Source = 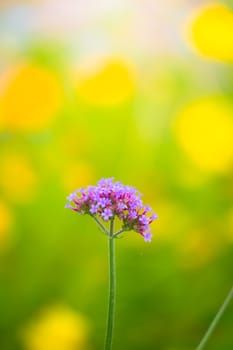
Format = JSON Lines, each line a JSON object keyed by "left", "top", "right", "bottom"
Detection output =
{"left": 150, "top": 213, "right": 158, "bottom": 222}
{"left": 116, "top": 202, "right": 126, "bottom": 211}
{"left": 98, "top": 197, "right": 111, "bottom": 208}
{"left": 66, "top": 192, "right": 77, "bottom": 201}
{"left": 90, "top": 204, "right": 99, "bottom": 214}
{"left": 139, "top": 215, "right": 149, "bottom": 225}
{"left": 143, "top": 232, "right": 152, "bottom": 242}
{"left": 102, "top": 208, "right": 113, "bottom": 221}
{"left": 128, "top": 210, "right": 138, "bottom": 220}
{"left": 65, "top": 178, "right": 157, "bottom": 242}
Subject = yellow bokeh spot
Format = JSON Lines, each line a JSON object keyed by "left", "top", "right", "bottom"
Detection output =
{"left": 0, "top": 199, "right": 12, "bottom": 249}
{"left": 0, "top": 153, "right": 38, "bottom": 203}
{"left": 0, "top": 64, "right": 62, "bottom": 131}
{"left": 174, "top": 97, "right": 233, "bottom": 173}
{"left": 21, "top": 305, "right": 89, "bottom": 350}
{"left": 75, "top": 57, "right": 135, "bottom": 106}
{"left": 187, "top": 3, "right": 233, "bottom": 62}
{"left": 63, "top": 161, "right": 95, "bottom": 193}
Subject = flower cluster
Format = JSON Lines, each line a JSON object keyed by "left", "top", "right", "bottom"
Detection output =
{"left": 65, "top": 178, "right": 157, "bottom": 242}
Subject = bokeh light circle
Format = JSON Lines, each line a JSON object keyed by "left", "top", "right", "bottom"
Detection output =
{"left": 174, "top": 96, "right": 233, "bottom": 173}
{"left": 0, "top": 153, "right": 38, "bottom": 203}
{"left": 75, "top": 56, "right": 135, "bottom": 106}
{"left": 0, "top": 64, "right": 63, "bottom": 131}
{"left": 21, "top": 305, "right": 89, "bottom": 350}
{"left": 187, "top": 3, "right": 233, "bottom": 62}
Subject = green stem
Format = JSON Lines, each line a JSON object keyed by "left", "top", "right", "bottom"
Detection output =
{"left": 104, "top": 219, "right": 116, "bottom": 350}
{"left": 91, "top": 215, "right": 109, "bottom": 236}
{"left": 196, "top": 285, "right": 233, "bottom": 350}
{"left": 113, "top": 228, "right": 125, "bottom": 238}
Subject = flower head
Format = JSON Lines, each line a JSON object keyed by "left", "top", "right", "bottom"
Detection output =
{"left": 65, "top": 178, "right": 157, "bottom": 242}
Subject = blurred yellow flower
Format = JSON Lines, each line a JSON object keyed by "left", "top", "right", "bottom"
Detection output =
{"left": 0, "top": 199, "right": 12, "bottom": 249}
{"left": 0, "top": 153, "right": 38, "bottom": 203}
{"left": 0, "top": 64, "right": 63, "bottom": 131}
{"left": 75, "top": 56, "right": 135, "bottom": 106}
{"left": 186, "top": 3, "right": 233, "bottom": 62}
{"left": 21, "top": 305, "right": 89, "bottom": 350}
{"left": 174, "top": 97, "right": 233, "bottom": 173}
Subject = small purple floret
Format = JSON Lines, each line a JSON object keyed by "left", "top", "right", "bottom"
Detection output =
{"left": 143, "top": 232, "right": 152, "bottom": 242}
{"left": 90, "top": 204, "right": 99, "bottom": 214}
{"left": 102, "top": 208, "right": 113, "bottom": 221}
{"left": 65, "top": 178, "right": 157, "bottom": 242}
{"left": 66, "top": 192, "right": 77, "bottom": 201}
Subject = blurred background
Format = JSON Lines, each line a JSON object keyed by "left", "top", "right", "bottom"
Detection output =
{"left": 0, "top": 0, "right": 233, "bottom": 349}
